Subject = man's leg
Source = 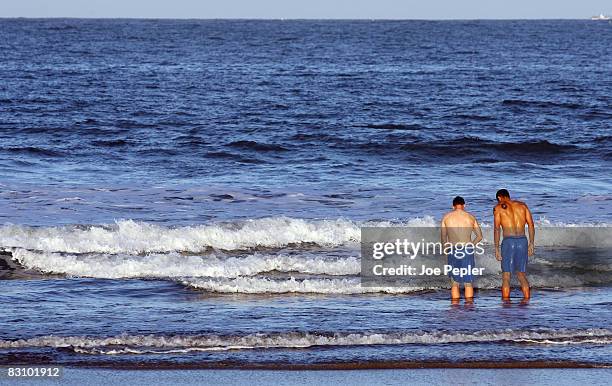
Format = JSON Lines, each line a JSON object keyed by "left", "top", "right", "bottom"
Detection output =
{"left": 451, "top": 281, "right": 460, "bottom": 300}
{"left": 464, "top": 283, "right": 474, "bottom": 301}
{"left": 516, "top": 272, "right": 530, "bottom": 299}
{"left": 502, "top": 272, "right": 511, "bottom": 299}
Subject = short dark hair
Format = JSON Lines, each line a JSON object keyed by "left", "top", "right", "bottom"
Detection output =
{"left": 496, "top": 189, "right": 510, "bottom": 199}
{"left": 453, "top": 196, "right": 465, "bottom": 206}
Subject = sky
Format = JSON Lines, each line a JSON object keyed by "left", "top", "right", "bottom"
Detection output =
{"left": 0, "top": 0, "right": 609, "bottom": 19}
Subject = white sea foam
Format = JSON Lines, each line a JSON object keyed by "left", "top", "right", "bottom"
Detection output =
{"left": 0, "top": 217, "right": 364, "bottom": 253}
{"left": 2, "top": 329, "right": 609, "bottom": 354}
{"left": 530, "top": 255, "right": 612, "bottom": 272}
{"left": 181, "top": 276, "right": 444, "bottom": 294}
{"left": 0, "top": 217, "right": 608, "bottom": 254}
{"left": 10, "top": 249, "right": 360, "bottom": 278}
{"left": 183, "top": 269, "right": 612, "bottom": 294}
{"left": 477, "top": 228, "right": 612, "bottom": 248}
{"left": 9, "top": 248, "right": 610, "bottom": 289}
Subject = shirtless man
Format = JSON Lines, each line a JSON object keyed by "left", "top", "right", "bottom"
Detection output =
{"left": 493, "top": 189, "right": 535, "bottom": 300}
{"left": 441, "top": 196, "right": 483, "bottom": 301}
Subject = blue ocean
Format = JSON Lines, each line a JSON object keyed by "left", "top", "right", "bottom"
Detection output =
{"left": 0, "top": 19, "right": 610, "bottom": 368}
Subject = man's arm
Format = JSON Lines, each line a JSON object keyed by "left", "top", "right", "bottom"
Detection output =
{"left": 525, "top": 204, "right": 535, "bottom": 256}
{"left": 493, "top": 206, "right": 502, "bottom": 261}
{"left": 440, "top": 216, "right": 448, "bottom": 244}
{"left": 472, "top": 217, "right": 483, "bottom": 245}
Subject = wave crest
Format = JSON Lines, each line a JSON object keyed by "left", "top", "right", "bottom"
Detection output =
{"left": 2, "top": 328, "right": 609, "bottom": 354}
{"left": 0, "top": 217, "right": 367, "bottom": 254}
{"left": 10, "top": 249, "right": 360, "bottom": 278}
{"left": 181, "top": 271, "right": 612, "bottom": 294}
{"left": 2, "top": 217, "right": 608, "bottom": 255}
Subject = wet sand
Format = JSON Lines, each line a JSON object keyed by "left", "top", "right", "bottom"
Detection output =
{"left": 9, "top": 368, "right": 612, "bottom": 386}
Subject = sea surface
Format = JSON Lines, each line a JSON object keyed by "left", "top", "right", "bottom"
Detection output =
{"left": 0, "top": 19, "right": 611, "bottom": 369}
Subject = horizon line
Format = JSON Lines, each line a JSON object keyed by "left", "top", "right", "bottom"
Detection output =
{"left": 0, "top": 16, "right": 603, "bottom": 21}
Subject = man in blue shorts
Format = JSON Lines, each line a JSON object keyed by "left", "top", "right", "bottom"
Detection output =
{"left": 493, "top": 189, "right": 535, "bottom": 300}
{"left": 441, "top": 196, "right": 483, "bottom": 302}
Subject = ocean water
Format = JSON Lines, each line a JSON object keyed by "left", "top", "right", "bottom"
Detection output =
{"left": 0, "top": 19, "right": 611, "bottom": 368}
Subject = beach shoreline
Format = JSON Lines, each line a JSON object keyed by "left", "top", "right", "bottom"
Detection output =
{"left": 3, "top": 360, "right": 610, "bottom": 370}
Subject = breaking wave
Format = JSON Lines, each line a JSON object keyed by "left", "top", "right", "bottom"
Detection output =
{"left": 6, "top": 242, "right": 611, "bottom": 290}
{"left": 181, "top": 270, "right": 612, "bottom": 294}
{"left": 0, "top": 217, "right": 609, "bottom": 255}
{"left": 10, "top": 249, "right": 360, "bottom": 278}
{"left": 2, "top": 217, "right": 610, "bottom": 292}
{"left": 0, "top": 217, "right": 370, "bottom": 254}
{"left": 182, "top": 277, "right": 422, "bottom": 294}
{"left": 2, "top": 328, "right": 609, "bottom": 354}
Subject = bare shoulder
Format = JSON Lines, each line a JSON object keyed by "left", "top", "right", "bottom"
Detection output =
{"left": 493, "top": 203, "right": 503, "bottom": 212}
{"left": 513, "top": 200, "right": 530, "bottom": 210}
{"left": 441, "top": 211, "right": 452, "bottom": 223}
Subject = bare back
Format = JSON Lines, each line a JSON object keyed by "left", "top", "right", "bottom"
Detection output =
{"left": 494, "top": 200, "right": 533, "bottom": 237}
{"left": 441, "top": 210, "right": 481, "bottom": 243}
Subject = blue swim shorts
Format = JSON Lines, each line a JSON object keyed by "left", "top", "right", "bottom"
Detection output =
{"left": 501, "top": 236, "right": 528, "bottom": 273}
{"left": 447, "top": 249, "right": 476, "bottom": 284}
